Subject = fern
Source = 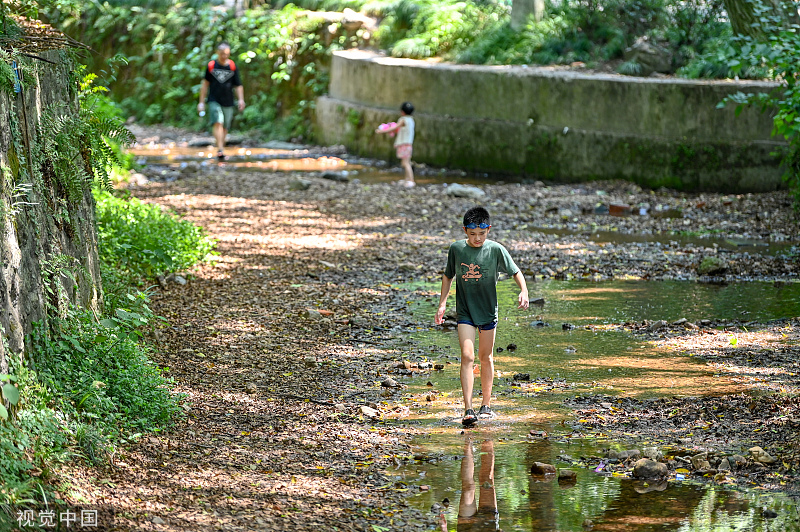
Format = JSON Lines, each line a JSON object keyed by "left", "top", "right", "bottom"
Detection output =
{"left": 0, "top": 51, "right": 17, "bottom": 94}
{"left": 34, "top": 80, "right": 134, "bottom": 201}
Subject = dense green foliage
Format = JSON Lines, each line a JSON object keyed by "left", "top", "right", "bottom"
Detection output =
{"left": 721, "top": 0, "right": 800, "bottom": 208}
{"left": 47, "top": 2, "right": 355, "bottom": 138}
{"left": 368, "top": 0, "right": 725, "bottom": 69}
{"left": 45, "top": 0, "right": 743, "bottom": 141}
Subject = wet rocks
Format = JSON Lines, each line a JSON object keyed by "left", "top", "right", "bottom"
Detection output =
{"left": 304, "top": 308, "right": 323, "bottom": 320}
{"left": 729, "top": 454, "right": 747, "bottom": 469}
{"left": 558, "top": 469, "right": 577, "bottom": 482}
{"left": 632, "top": 458, "right": 668, "bottom": 479}
{"left": 381, "top": 378, "right": 400, "bottom": 388}
{"left": 530, "top": 462, "right": 557, "bottom": 475}
{"left": 610, "top": 449, "right": 641, "bottom": 461}
{"left": 642, "top": 447, "right": 663, "bottom": 461}
{"left": 698, "top": 256, "right": 728, "bottom": 275}
{"left": 322, "top": 171, "right": 349, "bottom": 182}
{"left": 749, "top": 446, "right": 777, "bottom": 464}
{"left": 360, "top": 405, "right": 380, "bottom": 419}
{"left": 691, "top": 453, "right": 711, "bottom": 470}
{"left": 290, "top": 178, "right": 313, "bottom": 190}
{"left": 647, "top": 320, "right": 668, "bottom": 332}
{"left": 445, "top": 184, "right": 485, "bottom": 199}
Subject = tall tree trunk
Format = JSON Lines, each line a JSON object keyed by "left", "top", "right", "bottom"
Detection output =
{"left": 723, "top": 0, "right": 798, "bottom": 37}
{"left": 511, "top": 0, "right": 545, "bottom": 30}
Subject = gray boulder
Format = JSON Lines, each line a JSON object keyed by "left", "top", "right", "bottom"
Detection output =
{"left": 698, "top": 256, "right": 728, "bottom": 275}
{"left": 623, "top": 36, "right": 673, "bottom": 75}
{"left": 446, "top": 184, "right": 486, "bottom": 199}
{"left": 632, "top": 458, "right": 668, "bottom": 479}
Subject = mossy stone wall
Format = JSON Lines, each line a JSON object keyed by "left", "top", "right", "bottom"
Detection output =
{"left": 0, "top": 51, "right": 102, "bottom": 368}
{"left": 315, "top": 50, "right": 784, "bottom": 192}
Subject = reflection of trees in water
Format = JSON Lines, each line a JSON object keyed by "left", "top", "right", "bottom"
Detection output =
{"left": 526, "top": 440, "right": 557, "bottom": 531}
{"left": 590, "top": 481, "right": 779, "bottom": 531}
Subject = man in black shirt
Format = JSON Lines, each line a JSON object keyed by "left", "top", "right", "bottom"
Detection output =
{"left": 198, "top": 43, "right": 245, "bottom": 160}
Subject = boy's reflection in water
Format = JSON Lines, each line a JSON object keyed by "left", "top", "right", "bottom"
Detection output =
{"left": 440, "top": 437, "right": 499, "bottom": 531}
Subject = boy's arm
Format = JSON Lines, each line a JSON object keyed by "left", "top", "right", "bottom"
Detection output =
{"left": 435, "top": 274, "right": 454, "bottom": 324}
{"left": 512, "top": 271, "right": 529, "bottom": 309}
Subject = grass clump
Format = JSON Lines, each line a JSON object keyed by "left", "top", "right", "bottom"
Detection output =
{"left": 95, "top": 189, "right": 216, "bottom": 281}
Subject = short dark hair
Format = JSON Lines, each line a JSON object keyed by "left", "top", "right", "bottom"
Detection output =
{"left": 401, "top": 102, "right": 414, "bottom": 115}
{"left": 463, "top": 206, "right": 490, "bottom": 227}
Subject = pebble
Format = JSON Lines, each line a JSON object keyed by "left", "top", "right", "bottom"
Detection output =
{"left": 381, "top": 377, "right": 399, "bottom": 388}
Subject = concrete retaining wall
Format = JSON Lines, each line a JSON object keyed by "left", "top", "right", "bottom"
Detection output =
{"left": 315, "top": 50, "right": 785, "bottom": 192}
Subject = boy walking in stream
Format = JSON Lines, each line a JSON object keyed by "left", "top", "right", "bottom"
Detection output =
{"left": 435, "top": 207, "right": 529, "bottom": 426}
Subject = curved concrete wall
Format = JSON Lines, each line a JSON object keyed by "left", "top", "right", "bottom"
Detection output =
{"left": 315, "top": 50, "right": 785, "bottom": 192}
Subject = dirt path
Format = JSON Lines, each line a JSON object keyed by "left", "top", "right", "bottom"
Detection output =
{"left": 68, "top": 127, "right": 800, "bottom": 530}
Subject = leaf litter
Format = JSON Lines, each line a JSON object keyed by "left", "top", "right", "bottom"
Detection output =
{"left": 60, "top": 125, "right": 800, "bottom": 529}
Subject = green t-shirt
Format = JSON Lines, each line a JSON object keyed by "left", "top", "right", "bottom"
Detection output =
{"left": 444, "top": 239, "right": 520, "bottom": 326}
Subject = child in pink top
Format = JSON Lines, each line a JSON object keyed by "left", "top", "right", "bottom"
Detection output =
{"left": 375, "top": 102, "right": 416, "bottom": 187}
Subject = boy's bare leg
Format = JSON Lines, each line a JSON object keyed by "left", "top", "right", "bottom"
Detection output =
{"left": 477, "top": 327, "right": 496, "bottom": 406}
{"left": 458, "top": 324, "right": 477, "bottom": 411}
{"left": 401, "top": 156, "right": 414, "bottom": 183}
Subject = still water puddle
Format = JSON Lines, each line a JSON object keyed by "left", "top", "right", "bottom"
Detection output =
{"left": 390, "top": 280, "right": 800, "bottom": 530}
{"left": 535, "top": 227, "right": 793, "bottom": 256}
{"left": 128, "top": 145, "right": 492, "bottom": 185}
{"left": 392, "top": 433, "right": 798, "bottom": 531}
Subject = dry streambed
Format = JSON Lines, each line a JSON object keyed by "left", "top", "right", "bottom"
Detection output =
{"left": 83, "top": 126, "right": 800, "bottom": 529}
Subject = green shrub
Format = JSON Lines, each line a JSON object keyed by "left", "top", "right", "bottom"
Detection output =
{"left": 94, "top": 189, "right": 216, "bottom": 281}
{"left": 30, "top": 313, "right": 182, "bottom": 442}
{"left": 47, "top": 3, "right": 351, "bottom": 140}
{"left": 0, "top": 358, "right": 69, "bottom": 506}
{"left": 720, "top": 0, "right": 800, "bottom": 209}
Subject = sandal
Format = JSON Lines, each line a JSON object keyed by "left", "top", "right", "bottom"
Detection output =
{"left": 478, "top": 405, "right": 495, "bottom": 420}
{"left": 217, "top": 151, "right": 226, "bottom": 161}
{"left": 462, "top": 409, "right": 477, "bottom": 426}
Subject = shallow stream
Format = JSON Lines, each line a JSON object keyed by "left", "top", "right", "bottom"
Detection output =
{"left": 389, "top": 280, "right": 800, "bottom": 531}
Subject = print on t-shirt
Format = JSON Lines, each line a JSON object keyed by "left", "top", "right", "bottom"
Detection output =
{"left": 211, "top": 69, "right": 235, "bottom": 84}
{"left": 461, "top": 263, "right": 482, "bottom": 280}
